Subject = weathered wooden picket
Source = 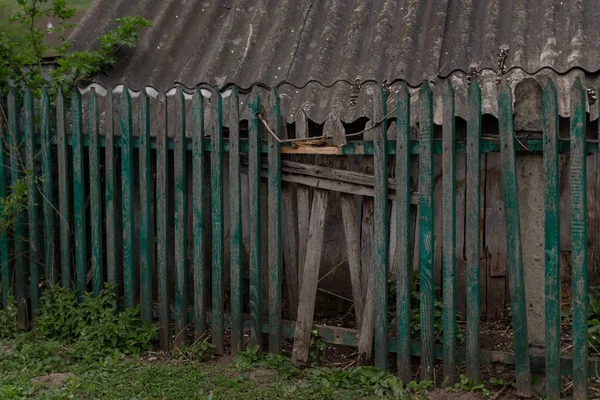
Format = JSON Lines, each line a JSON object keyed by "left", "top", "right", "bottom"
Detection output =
{"left": 0, "top": 78, "right": 598, "bottom": 399}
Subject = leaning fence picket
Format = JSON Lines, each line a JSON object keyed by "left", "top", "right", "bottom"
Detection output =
{"left": 121, "top": 89, "right": 135, "bottom": 309}
{"left": 498, "top": 80, "right": 532, "bottom": 397}
{"left": 173, "top": 88, "right": 188, "bottom": 349}
{"left": 0, "top": 95, "right": 9, "bottom": 307}
{"left": 105, "top": 91, "right": 117, "bottom": 289}
{"left": 139, "top": 89, "right": 152, "bottom": 323}
{"left": 570, "top": 78, "right": 588, "bottom": 400}
{"left": 8, "top": 89, "right": 27, "bottom": 327}
{"left": 228, "top": 87, "right": 243, "bottom": 353}
{"left": 442, "top": 81, "right": 456, "bottom": 382}
{"left": 268, "top": 89, "right": 283, "bottom": 354}
{"left": 466, "top": 81, "right": 482, "bottom": 383}
{"left": 56, "top": 91, "right": 71, "bottom": 289}
{"left": 542, "top": 82, "right": 560, "bottom": 399}
{"left": 88, "top": 89, "right": 103, "bottom": 295}
{"left": 249, "top": 90, "right": 263, "bottom": 346}
{"left": 24, "top": 89, "right": 40, "bottom": 313}
{"left": 418, "top": 81, "right": 435, "bottom": 380}
{"left": 72, "top": 89, "right": 87, "bottom": 296}
{"left": 156, "top": 92, "right": 170, "bottom": 351}
{"left": 373, "top": 86, "right": 389, "bottom": 370}
{"left": 40, "top": 90, "right": 55, "bottom": 287}
{"left": 211, "top": 87, "right": 225, "bottom": 354}
{"left": 395, "top": 83, "right": 412, "bottom": 383}
{"left": 192, "top": 88, "right": 207, "bottom": 337}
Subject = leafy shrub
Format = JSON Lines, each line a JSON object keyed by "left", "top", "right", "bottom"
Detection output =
{"left": 0, "top": 296, "right": 18, "bottom": 339}
{"left": 34, "top": 285, "right": 157, "bottom": 361}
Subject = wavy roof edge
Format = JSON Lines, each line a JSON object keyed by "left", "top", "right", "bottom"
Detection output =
{"left": 78, "top": 67, "right": 600, "bottom": 125}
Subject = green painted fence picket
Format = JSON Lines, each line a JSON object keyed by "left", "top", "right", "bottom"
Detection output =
{"left": 0, "top": 82, "right": 595, "bottom": 398}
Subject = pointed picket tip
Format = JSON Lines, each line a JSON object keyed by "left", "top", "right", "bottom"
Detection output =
{"left": 193, "top": 86, "right": 205, "bottom": 110}
{"left": 211, "top": 85, "right": 221, "bottom": 98}
{"left": 120, "top": 86, "right": 132, "bottom": 106}
{"left": 71, "top": 86, "right": 82, "bottom": 101}
{"left": 140, "top": 86, "right": 150, "bottom": 101}
{"left": 249, "top": 86, "right": 261, "bottom": 114}
{"left": 7, "top": 87, "right": 16, "bottom": 102}
{"left": 228, "top": 85, "right": 239, "bottom": 102}
{"left": 572, "top": 77, "right": 585, "bottom": 92}
{"left": 443, "top": 80, "right": 455, "bottom": 97}
{"left": 498, "top": 77, "right": 511, "bottom": 93}
{"left": 468, "top": 80, "right": 481, "bottom": 99}
{"left": 542, "top": 80, "right": 558, "bottom": 99}
{"left": 420, "top": 80, "right": 433, "bottom": 95}
{"left": 396, "top": 81, "right": 410, "bottom": 105}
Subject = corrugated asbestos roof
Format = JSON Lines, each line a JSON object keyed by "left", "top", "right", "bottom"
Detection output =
{"left": 69, "top": 0, "right": 600, "bottom": 124}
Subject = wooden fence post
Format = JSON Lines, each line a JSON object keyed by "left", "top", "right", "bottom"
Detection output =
{"left": 466, "top": 81, "right": 482, "bottom": 383}
{"left": 40, "top": 90, "right": 55, "bottom": 288}
{"left": 156, "top": 91, "right": 170, "bottom": 351}
{"left": 418, "top": 81, "right": 435, "bottom": 380}
{"left": 373, "top": 86, "right": 389, "bottom": 370}
{"left": 105, "top": 90, "right": 117, "bottom": 290}
{"left": 211, "top": 86, "right": 225, "bottom": 354}
{"left": 0, "top": 94, "right": 9, "bottom": 306}
{"left": 268, "top": 89, "right": 283, "bottom": 354}
{"left": 395, "top": 82, "right": 412, "bottom": 383}
{"left": 249, "top": 89, "right": 263, "bottom": 347}
{"left": 139, "top": 89, "right": 152, "bottom": 323}
{"left": 173, "top": 88, "right": 188, "bottom": 348}
{"left": 542, "top": 81, "right": 560, "bottom": 399}
{"left": 498, "top": 79, "right": 532, "bottom": 397}
{"left": 192, "top": 87, "right": 207, "bottom": 338}
{"left": 72, "top": 89, "right": 87, "bottom": 298}
{"left": 88, "top": 88, "right": 103, "bottom": 295}
{"left": 24, "top": 89, "right": 40, "bottom": 313}
{"left": 570, "top": 78, "right": 588, "bottom": 400}
{"left": 442, "top": 81, "right": 456, "bottom": 382}
{"left": 120, "top": 88, "right": 135, "bottom": 308}
{"left": 228, "top": 86, "right": 242, "bottom": 353}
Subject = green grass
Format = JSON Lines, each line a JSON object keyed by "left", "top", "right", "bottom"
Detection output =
{"left": 0, "top": 334, "right": 407, "bottom": 400}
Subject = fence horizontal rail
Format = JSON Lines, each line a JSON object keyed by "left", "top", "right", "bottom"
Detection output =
{"left": 21, "top": 134, "right": 600, "bottom": 155}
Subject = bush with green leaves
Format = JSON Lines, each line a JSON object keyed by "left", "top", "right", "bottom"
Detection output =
{"left": 0, "top": 0, "right": 151, "bottom": 95}
{"left": 0, "top": 295, "right": 17, "bottom": 339}
{"left": 34, "top": 284, "right": 157, "bottom": 361}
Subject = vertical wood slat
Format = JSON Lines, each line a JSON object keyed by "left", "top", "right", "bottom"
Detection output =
{"left": 498, "top": 80, "right": 532, "bottom": 397}
{"left": 88, "top": 89, "right": 103, "bottom": 295}
{"left": 156, "top": 92, "right": 170, "bottom": 351}
{"left": 120, "top": 89, "right": 135, "bottom": 308}
{"left": 40, "top": 90, "right": 55, "bottom": 287}
{"left": 395, "top": 83, "right": 412, "bottom": 383}
{"left": 291, "top": 189, "right": 329, "bottom": 365}
{"left": 542, "top": 81, "right": 560, "bottom": 400}
{"left": 0, "top": 94, "right": 10, "bottom": 306}
{"left": 340, "top": 194, "right": 363, "bottom": 328}
{"left": 466, "top": 82, "right": 482, "bottom": 383}
{"left": 139, "top": 89, "right": 152, "bottom": 323}
{"left": 72, "top": 89, "right": 87, "bottom": 296}
{"left": 24, "top": 89, "right": 40, "bottom": 313}
{"left": 373, "top": 87, "right": 389, "bottom": 370}
{"left": 295, "top": 110, "right": 310, "bottom": 292}
{"left": 8, "top": 90, "right": 27, "bottom": 327}
{"left": 56, "top": 91, "right": 71, "bottom": 289}
{"left": 173, "top": 88, "right": 188, "bottom": 349}
{"left": 268, "top": 89, "right": 283, "bottom": 354}
{"left": 442, "top": 81, "right": 456, "bottom": 382}
{"left": 193, "top": 88, "right": 207, "bottom": 337}
{"left": 418, "top": 81, "right": 435, "bottom": 380}
{"left": 211, "top": 87, "right": 225, "bottom": 354}
{"left": 105, "top": 91, "right": 117, "bottom": 289}
{"left": 228, "top": 87, "right": 242, "bottom": 353}
{"left": 248, "top": 90, "right": 263, "bottom": 346}
{"left": 570, "top": 78, "right": 588, "bottom": 400}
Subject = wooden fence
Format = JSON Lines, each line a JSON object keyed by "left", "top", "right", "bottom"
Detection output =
{"left": 0, "top": 79, "right": 597, "bottom": 399}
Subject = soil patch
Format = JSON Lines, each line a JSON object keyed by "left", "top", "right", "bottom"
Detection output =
{"left": 31, "top": 372, "right": 75, "bottom": 388}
